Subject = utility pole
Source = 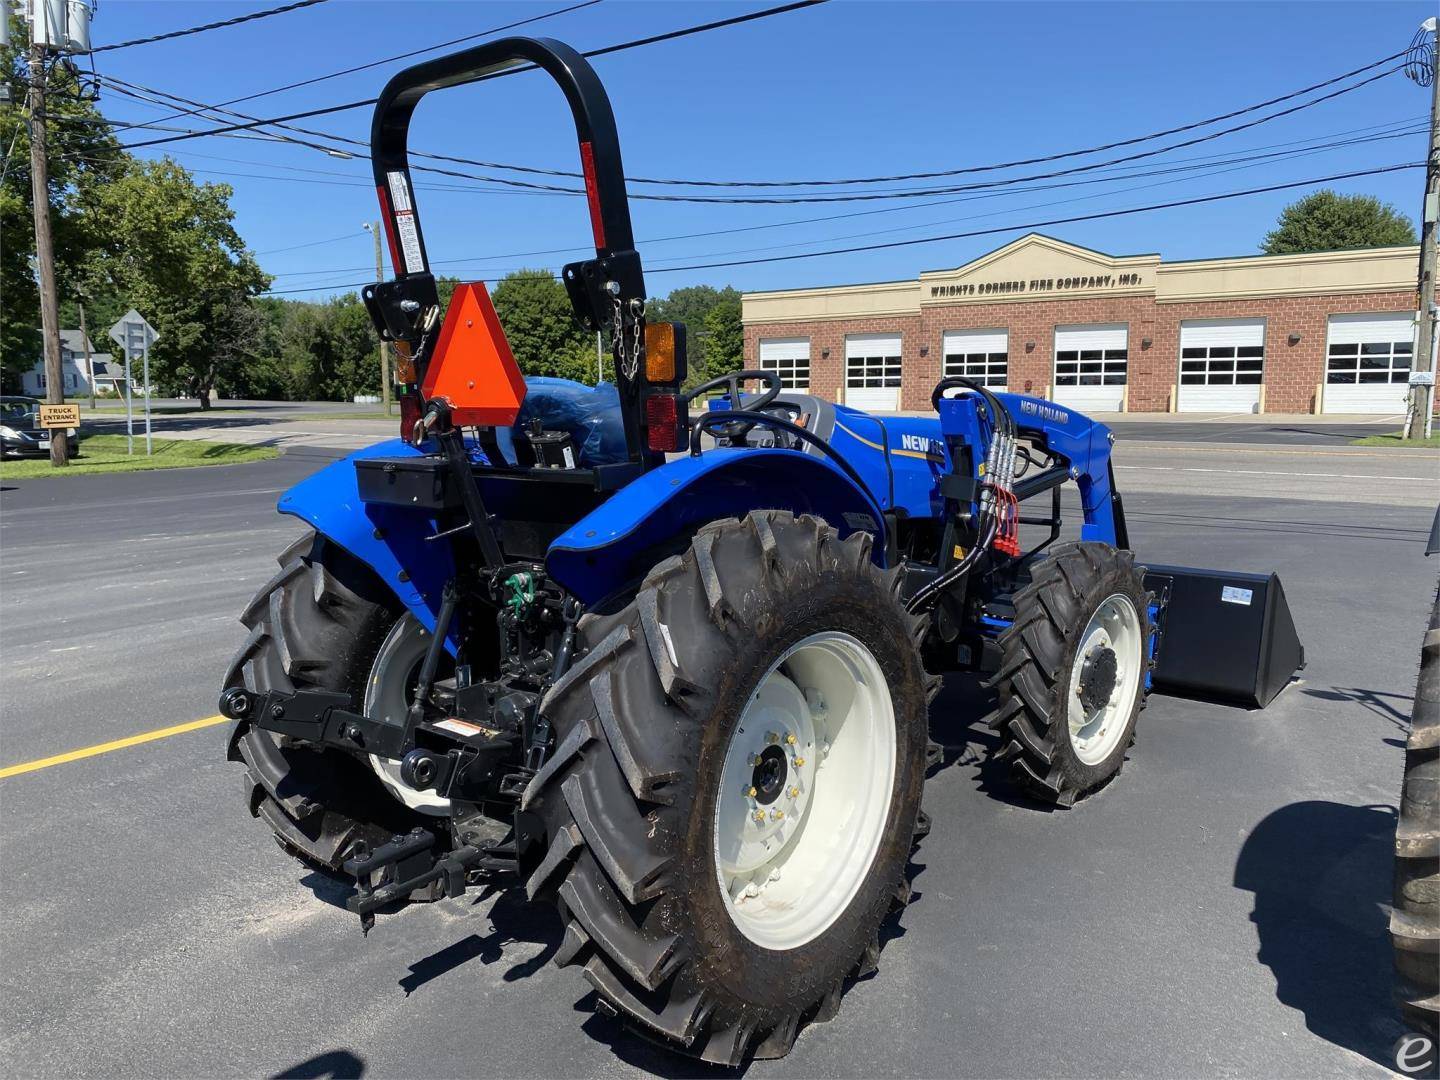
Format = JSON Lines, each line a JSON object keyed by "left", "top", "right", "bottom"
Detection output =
{"left": 27, "top": 42, "right": 68, "bottom": 466}
{"left": 1404, "top": 17, "right": 1439, "bottom": 441}
{"left": 363, "top": 221, "right": 391, "bottom": 415}
{"left": 78, "top": 301, "right": 95, "bottom": 410}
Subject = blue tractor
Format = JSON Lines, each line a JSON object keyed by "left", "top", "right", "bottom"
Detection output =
{"left": 218, "top": 38, "right": 1303, "bottom": 1065}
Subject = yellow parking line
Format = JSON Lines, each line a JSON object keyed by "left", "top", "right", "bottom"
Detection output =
{"left": 0, "top": 714, "right": 229, "bottom": 780}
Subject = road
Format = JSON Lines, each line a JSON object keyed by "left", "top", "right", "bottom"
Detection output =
{"left": 75, "top": 400, "right": 1414, "bottom": 454}
{"left": 1, "top": 439, "right": 1436, "bottom": 1078}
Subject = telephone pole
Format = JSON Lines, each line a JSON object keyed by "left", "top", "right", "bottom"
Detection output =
{"left": 363, "top": 221, "right": 391, "bottom": 415}
{"left": 27, "top": 42, "right": 68, "bottom": 466}
{"left": 1404, "top": 17, "right": 1439, "bottom": 441}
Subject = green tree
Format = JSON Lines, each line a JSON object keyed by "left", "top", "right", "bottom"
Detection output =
{"left": 1, "top": 19, "right": 126, "bottom": 393}
{"left": 491, "top": 269, "right": 595, "bottom": 384}
{"left": 78, "top": 158, "right": 270, "bottom": 407}
{"left": 700, "top": 290, "right": 744, "bottom": 383}
{"left": 646, "top": 284, "right": 740, "bottom": 379}
{"left": 1261, "top": 190, "right": 1417, "bottom": 255}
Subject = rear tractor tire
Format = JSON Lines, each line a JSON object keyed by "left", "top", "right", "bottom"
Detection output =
{"left": 990, "top": 541, "right": 1152, "bottom": 807}
{"left": 224, "top": 532, "right": 438, "bottom": 883}
{"left": 522, "top": 510, "right": 933, "bottom": 1064}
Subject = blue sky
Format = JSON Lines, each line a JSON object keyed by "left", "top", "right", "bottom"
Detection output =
{"left": 88, "top": 1, "right": 1433, "bottom": 300}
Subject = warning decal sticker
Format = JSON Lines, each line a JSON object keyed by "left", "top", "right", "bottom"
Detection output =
{"left": 394, "top": 213, "right": 425, "bottom": 274}
{"left": 386, "top": 171, "right": 413, "bottom": 213}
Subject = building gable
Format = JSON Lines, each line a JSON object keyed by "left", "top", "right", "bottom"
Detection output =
{"left": 918, "top": 234, "right": 1159, "bottom": 305}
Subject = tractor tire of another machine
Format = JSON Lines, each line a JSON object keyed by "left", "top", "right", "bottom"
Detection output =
{"left": 1392, "top": 579, "right": 1439, "bottom": 1037}
{"left": 224, "top": 531, "right": 438, "bottom": 890}
{"left": 990, "top": 540, "right": 1152, "bottom": 807}
{"left": 522, "top": 511, "right": 936, "bottom": 1065}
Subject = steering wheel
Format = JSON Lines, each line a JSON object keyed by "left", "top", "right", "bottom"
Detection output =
{"left": 681, "top": 369, "right": 783, "bottom": 440}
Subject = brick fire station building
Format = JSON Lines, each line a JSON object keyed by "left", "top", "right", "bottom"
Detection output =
{"left": 740, "top": 233, "right": 1429, "bottom": 415}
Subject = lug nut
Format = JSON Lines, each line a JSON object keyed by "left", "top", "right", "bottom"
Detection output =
{"left": 747, "top": 786, "right": 757, "bottom": 797}
{"left": 771, "top": 809, "right": 784, "bottom": 821}
{"left": 754, "top": 810, "right": 766, "bottom": 823}
{"left": 766, "top": 731, "right": 780, "bottom": 745}
{"left": 788, "top": 786, "right": 799, "bottom": 799}
{"left": 786, "top": 733, "right": 797, "bottom": 745}
{"left": 793, "top": 756, "right": 806, "bottom": 768}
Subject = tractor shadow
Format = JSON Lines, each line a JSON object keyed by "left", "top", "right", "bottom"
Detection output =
{"left": 398, "top": 885, "right": 563, "bottom": 994}
{"left": 1233, "top": 799, "right": 1406, "bottom": 1072}
{"left": 926, "top": 673, "right": 1065, "bottom": 812}
{"left": 271, "top": 1050, "right": 366, "bottom": 1079}
{"left": 1302, "top": 684, "right": 1413, "bottom": 737}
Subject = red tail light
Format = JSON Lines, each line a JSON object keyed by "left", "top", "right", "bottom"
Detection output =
{"left": 645, "top": 393, "right": 681, "bottom": 453}
{"left": 400, "top": 391, "right": 422, "bottom": 442}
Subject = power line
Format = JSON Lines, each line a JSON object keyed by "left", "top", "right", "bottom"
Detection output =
{"left": 93, "top": 0, "right": 330, "bottom": 54}
{"left": 251, "top": 163, "right": 1423, "bottom": 294}
{"left": 256, "top": 232, "right": 366, "bottom": 255}
{"left": 100, "top": 45, "right": 1406, "bottom": 193}
{"left": 244, "top": 123, "right": 1424, "bottom": 276}
{"left": 650, "top": 163, "right": 1425, "bottom": 273}
{"left": 104, "top": 1, "right": 830, "bottom": 153}
{"left": 355, "top": 47, "right": 1420, "bottom": 188}
{"left": 101, "top": 58, "right": 1405, "bottom": 206}
{"left": 106, "top": 0, "right": 605, "bottom": 133}
{"left": 99, "top": 60, "right": 1405, "bottom": 206}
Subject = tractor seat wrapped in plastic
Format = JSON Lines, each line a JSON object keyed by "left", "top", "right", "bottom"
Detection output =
{"left": 494, "top": 376, "right": 627, "bottom": 467}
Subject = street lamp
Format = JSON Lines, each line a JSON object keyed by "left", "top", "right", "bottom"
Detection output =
{"left": 362, "top": 221, "right": 391, "bottom": 416}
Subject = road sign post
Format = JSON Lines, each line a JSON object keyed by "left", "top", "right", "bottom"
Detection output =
{"left": 109, "top": 310, "right": 160, "bottom": 456}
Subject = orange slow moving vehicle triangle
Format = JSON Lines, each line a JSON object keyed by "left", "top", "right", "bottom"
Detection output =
{"left": 420, "top": 282, "right": 527, "bottom": 427}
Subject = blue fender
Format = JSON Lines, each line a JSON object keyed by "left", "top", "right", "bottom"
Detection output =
{"left": 546, "top": 448, "right": 887, "bottom": 606}
{"left": 276, "top": 439, "right": 456, "bottom": 640}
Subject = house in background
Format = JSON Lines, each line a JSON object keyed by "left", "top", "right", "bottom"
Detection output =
{"left": 19, "top": 330, "right": 131, "bottom": 397}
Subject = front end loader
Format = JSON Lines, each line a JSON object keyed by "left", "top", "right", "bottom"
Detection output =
{"left": 218, "top": 37, "right": 1304, "bottom": 1065}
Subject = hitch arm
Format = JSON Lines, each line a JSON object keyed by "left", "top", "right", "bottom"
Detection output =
{"left": 217, "top": 686, "right": 410, "bottom": 759}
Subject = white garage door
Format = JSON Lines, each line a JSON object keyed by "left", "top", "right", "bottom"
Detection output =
{"left": 758, "top": 337, "right": 810, "bottom": 389}
{"left": 1054, "top": 324, "right": 1127, "bottom": 412}
{"left": 845, "top": 332, "right": 902, "bottom": 412}
{"left": 1177, "top": 319, "right": 1265, "bottom": 413}
{"left": 1324, "top": 313, "right": 1414, "bottom": 413}
{"left": 942, "top": 328, "right": 1008, "bottom": 388}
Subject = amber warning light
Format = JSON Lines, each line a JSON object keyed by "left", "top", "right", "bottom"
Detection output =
{"left": 420, "top": 282, "right": 527, "bottom": 427}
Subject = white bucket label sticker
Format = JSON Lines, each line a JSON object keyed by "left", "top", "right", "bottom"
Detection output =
{"left": 562, "top": 445, "right": 575, "bottom": 469}
{"left": 386, "top": 171, "right": 413, "bottom": 213}
{"left": 1220, "top": 585, "right": 1253, "bottom": 606}
{"left": 394, "top": 212, "right": 425, "bottom": 273}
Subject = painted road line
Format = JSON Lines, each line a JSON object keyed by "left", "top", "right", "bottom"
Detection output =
{"left": 1115, "top": 465, "right": 1433, "bottom": 482}
{"left": 1124, "top": 444, "right": 1440, "bottom": 457}
{"left": 0, "top": 714, "right": 229, "bottom": 780}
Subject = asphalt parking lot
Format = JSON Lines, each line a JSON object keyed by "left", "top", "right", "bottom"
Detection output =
{"left": 1, "top": 435, "right": 1437, "bottom": 1078}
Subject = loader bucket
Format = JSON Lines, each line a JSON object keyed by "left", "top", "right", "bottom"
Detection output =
{"left": 1143, "top": 566, "right": 1305, "bottom": 709}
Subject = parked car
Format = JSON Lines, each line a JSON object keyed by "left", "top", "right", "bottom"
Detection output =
{"left": 0, "top": 396, "right": 78, "bottom": 458}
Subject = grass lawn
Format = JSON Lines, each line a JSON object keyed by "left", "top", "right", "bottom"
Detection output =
{"left": 1350, "top": 430, "right": 1440, "bottom": 448}
{"left": 77, "top": 403, "right": 210, "bottom": 414}
{"left": 0, "top": 434, "right": 278, "bottom": 479}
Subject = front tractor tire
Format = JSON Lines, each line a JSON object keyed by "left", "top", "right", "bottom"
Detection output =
{"left": 224, "top": 532, "right": 429, "bottom": 876}
{"left": 522, "top": 511, "right": 932, "bottom": 1064}
{"left": 990, "top": 541, "right": 1152, "bottom": 807}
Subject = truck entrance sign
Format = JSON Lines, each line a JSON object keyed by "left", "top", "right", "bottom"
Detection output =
{"left": 37, "top": 403, "right": 79, "bottom": 429}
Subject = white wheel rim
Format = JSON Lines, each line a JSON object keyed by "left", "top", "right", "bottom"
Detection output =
{"left": 712, "top": 631, "right": 897, "bottom": 951}
{"left": 364, "top": 615, "right": 451, "bottom": 814}
{"left": 1066, "top": 593, "right": 1143, "bottom": 766}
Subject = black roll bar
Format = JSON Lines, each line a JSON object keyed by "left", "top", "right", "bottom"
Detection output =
{"left": 365, "top": 36, "right": 654, "bottom": 466}
{"left": 369, "top": 37, "right": 636, "bottom": 274}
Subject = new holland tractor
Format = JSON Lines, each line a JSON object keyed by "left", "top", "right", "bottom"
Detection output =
{"left": 217, "top": 38, "right": 1304, "bottom": 1065}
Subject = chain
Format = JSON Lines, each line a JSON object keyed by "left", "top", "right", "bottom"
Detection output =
{"left": 611, "top": 294, "right": 645, "bottom": 382}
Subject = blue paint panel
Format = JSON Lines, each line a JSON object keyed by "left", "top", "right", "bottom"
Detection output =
{"left": 277, "top": 438, "right": 456, "bottom": 641}
{"left": 546, "top": 447, "right": 886, "bottom": 605}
